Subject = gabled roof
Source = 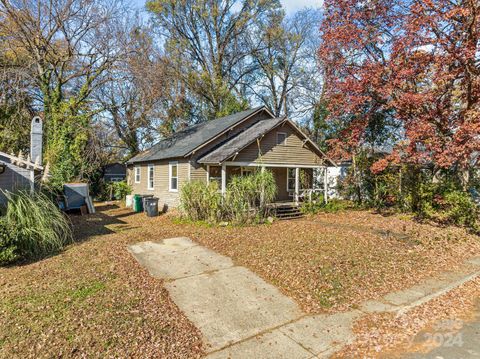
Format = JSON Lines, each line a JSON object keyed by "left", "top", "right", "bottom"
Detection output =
{"left": 198, "top": 117, "right": 337, "bottom": 166}
{"left": 127, "top": 107, "right": 273, "bottom": 164}
{"left": 198, "top": 117, "right": 286, "bottom": 164}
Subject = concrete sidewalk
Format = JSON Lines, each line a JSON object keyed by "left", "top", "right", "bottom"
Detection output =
{"left": 128, "top": 238, "right": 359, "bottom": 358}
{"left": 128, "top": 238, "right": 480, "bottom": 358}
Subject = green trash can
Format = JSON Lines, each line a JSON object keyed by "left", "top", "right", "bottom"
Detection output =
{"left": 133, "top": 194, "right": 143, "bottom": 212}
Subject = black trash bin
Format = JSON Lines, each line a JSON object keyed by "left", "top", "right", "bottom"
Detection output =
{"left": 144, "top": 197, "right": 159, "bottom": 217}
{"left": 141, "top": 194, "right": 154, "bottom": 212}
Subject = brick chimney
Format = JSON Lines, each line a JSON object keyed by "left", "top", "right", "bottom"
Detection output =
{"left": 30, "top": 116, "right": 43, "bottom": 165}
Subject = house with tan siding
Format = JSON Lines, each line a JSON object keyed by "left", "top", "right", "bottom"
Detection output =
{"left": 126, "top": 107, "right": 336, "bottom": 210}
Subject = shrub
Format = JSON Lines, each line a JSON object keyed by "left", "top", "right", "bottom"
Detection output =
{"left": 0, "top": 190, "right": 73, "bottom": 265}
{"left": 301, "top": 193, "right": 325, "bottom": 214}
{"left": 323, "top": 199, "right": 354, "bottom": 213}
{"left": 443, "top": 191, "right": 479, "bottom": 229}
{"left": 223, "top": 170, "right": 277, "bottom": 224}
{"left": 107, "top": 181, "right": 132, "bottom": 200}
{"left": 302, "top": 196, "right": 354, "bottom": 215}
{"left": 0, "top": 218, "right": 19, "bottom": 265}
{"left": 417, "top": 183, "right": 478, "bottom": 230}
{"left": 180, "top": 180, "right": 222, "bottom": 223}
{"left": 95, "top": 180, "right": 132, "bottom": 201}
{"left": 179, "top": 170, "right": 277, "bottom": 225}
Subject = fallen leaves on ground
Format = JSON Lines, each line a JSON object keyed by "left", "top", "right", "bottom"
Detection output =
{"left": 1, "top": 204, "right": 478, "bottom": 358}
{"left": 334, "top": 277, "right": 480, "bottom": 358}
{"left": 0, "top": 204, "right": 203, "bottom": 358}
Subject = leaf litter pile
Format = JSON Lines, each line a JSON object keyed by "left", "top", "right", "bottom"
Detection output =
{"left": 1, "top": 204, "right": 479, "bottom": 357}
{"left": 0, "top": 204, "right": 203, "bottom": 358}
{"left": 334, "top": 276, "right": 480, "bottom": 358}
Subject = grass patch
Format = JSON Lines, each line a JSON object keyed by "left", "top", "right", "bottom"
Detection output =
{"left": 70, "top": 281, "right": 106, "bottom": 300}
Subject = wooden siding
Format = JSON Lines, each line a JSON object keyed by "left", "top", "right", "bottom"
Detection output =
{"left": 128, "top": 159, "right": 189, "bottom": 209}
{"left": 0, "top": 163, "right": 32, "bottom": 205}
{"left": 186, "top": 111, "right": 272, "bottom": 186}
{"left": 234, "top": 123, "right": 324, "bottom": 166}
{"left": 270, "top": 167, "right": 289, "bottom": 201}
{"left": 190, "top": 112, "right": 272, "bottom": 162}
{"left": 190, "top": 162, "right": 207, "bottom": 181}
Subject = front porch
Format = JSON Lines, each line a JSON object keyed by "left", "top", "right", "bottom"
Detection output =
{"left": 206, "top": 162, "right": 329, "bottom": 205}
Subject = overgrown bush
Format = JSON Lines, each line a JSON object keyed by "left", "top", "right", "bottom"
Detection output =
{"left": 180, "top": 180, "right": 222, "bottom": 222}
{"left": 179, "top": 170, "right": 277, "bottom": 225}
{"left": 301, "top": 194, "right": 354, "bottom": 215}
{"left": 0, "top": 190, "right": 73, "bottom": 265}
{"left": 418, "top": 183, "right": 479, "bottom": 229}
{"left": 337, "top": 150, "right": 479, "bottom": 230}
{"left": 0, "top": 218, "right": 19, "bottom": 264}
{"left": 95, "top": 180, "right": 132, "bottom": 201}
{"left": 107, "top": 181, "right": 131, "bottom": 200}
{"left": 223, "top": 170, "right": 277, "bottom": 224}
{"left": 301, "top": 193, "right": 325, "bottom": 214}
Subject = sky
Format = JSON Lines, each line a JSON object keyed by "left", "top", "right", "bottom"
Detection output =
{"left": 280, "top": 0, "right": 322, "bottom": 14}
{"left": 132, "top": 0, "right": 323, "bottom": 15}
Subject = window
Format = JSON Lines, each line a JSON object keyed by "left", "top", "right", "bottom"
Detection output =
{"left": 241, "top": 167, "right": 254, "bottom": 176}
{"left": 147, "top": 164, "right": 154, "bottom": 190}
{"left": 208, "top": 166, "right": 222, "bottom": 187}
{"left": 169, "top": 162, "right": 178, "bottom": 192}
{"left": 277, "top": 132, "right": 287, "bottom": 146}
{"left": 134, "top": 166, "right": 141, "bottom": 183}
{"left": 287, "top": 168, "right": 296, "bottom": 192}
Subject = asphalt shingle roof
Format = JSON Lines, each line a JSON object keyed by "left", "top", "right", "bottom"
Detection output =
{"left": 127, "top": 107, "right": 267, "bottom": 164}
{"left": 198, "top": 117, "right": 286, "bottom": 164}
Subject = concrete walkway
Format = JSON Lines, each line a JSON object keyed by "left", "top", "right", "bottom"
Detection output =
{"left": 128, "top": 238, "right": 480, "bottom": 358}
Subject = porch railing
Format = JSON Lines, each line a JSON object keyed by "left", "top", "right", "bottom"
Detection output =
{"left": 288, "top": 188, "right": 326, "bottom": 203}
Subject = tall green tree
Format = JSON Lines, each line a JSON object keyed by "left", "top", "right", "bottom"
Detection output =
{"left": 0, "top": 0, "right": 126, "bottom": 184}
{"left": 147, "top": 0, "right": 280, "bottom": 120}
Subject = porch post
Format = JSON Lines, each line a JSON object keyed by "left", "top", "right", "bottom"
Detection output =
{"left": 260, "top": 166, "right": 265, "bottom": 206}
{"left": 221, "top": 163, "right": 227, "bottom": 196}
{"left": 324, "top": 166, "right": 328, "bottom": 203}
{"left": 294, "top": 167, "right": 300, "bottom": 204}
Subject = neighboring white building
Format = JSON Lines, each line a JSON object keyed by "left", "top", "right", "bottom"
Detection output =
{"left": 312, "top": 161, "right": 350, "bottom": 200}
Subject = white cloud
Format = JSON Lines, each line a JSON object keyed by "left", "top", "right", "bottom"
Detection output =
{"left": 280, "top": 0, "right": 323, "bottom": 14}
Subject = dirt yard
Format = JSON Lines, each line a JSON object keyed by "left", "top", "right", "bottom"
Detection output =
{"left": 1, "top": 203, "right": 479, "bottom": 357}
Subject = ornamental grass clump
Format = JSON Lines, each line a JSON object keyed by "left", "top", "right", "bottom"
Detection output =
{"left": 179, "top": 170, "right": 277, "bottom": 225}
{"left": 223, "top": 170, "right": 276, "bottom": 224}
{"left": 179, "top": 180, "right": 222, "bottom": 223}
{"left": 0, "top": 190, "right": 73, "bottom": 265}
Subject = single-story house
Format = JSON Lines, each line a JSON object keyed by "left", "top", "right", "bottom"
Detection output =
{"left": 126, "top": 107, "right": 337, "bottom": 209}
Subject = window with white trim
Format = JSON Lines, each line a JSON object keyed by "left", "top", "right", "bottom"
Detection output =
{"left": 147, "top": 164, "right": 154, "bottom": 190}
{"left": 169, "top": 162, "right": 178, "bottom": 192}
{"left": 134, "top": 166, "right": 141, "bottom": 183}
{"left": 287, "top": 168, "right": 296, "bottom": 192}
{"left": 277, "top": 132, "right": 287, "bottom": 146}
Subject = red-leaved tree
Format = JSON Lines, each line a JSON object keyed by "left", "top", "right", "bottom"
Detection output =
{"left": 319, "top": 0, "right": 479, "bottom": 186}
